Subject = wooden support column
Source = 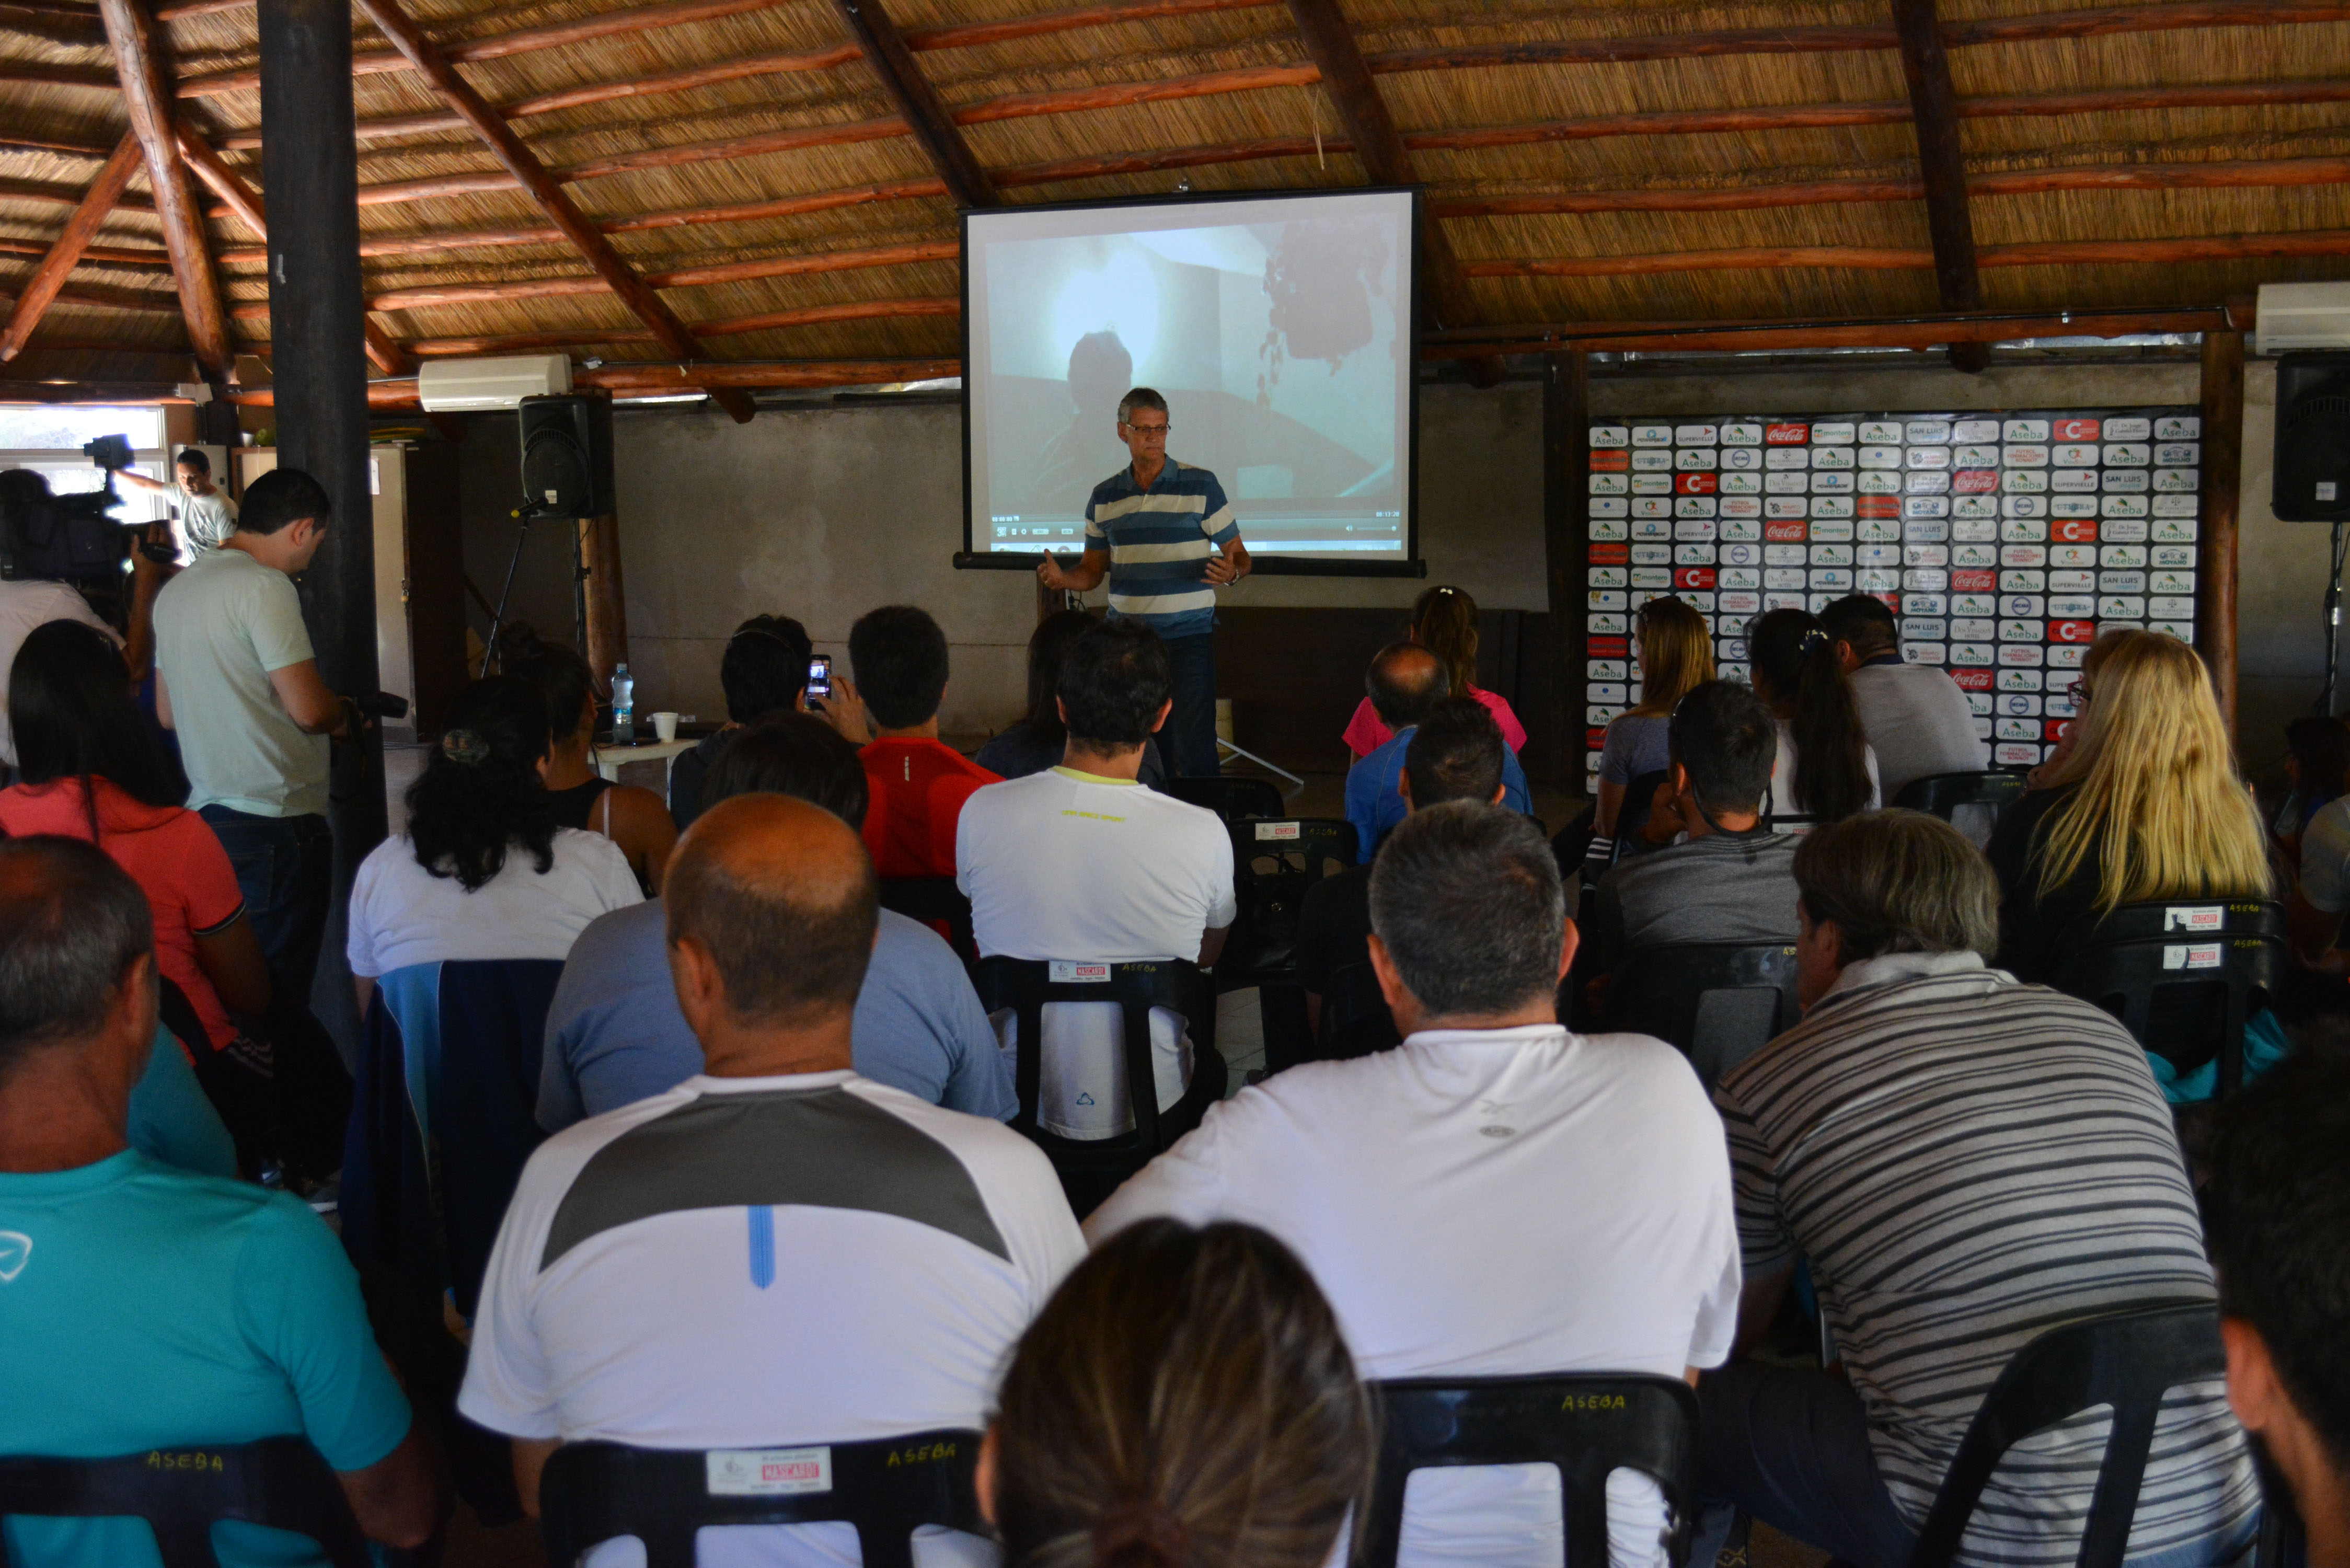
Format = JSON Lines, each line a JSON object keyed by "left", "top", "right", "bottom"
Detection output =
{"left": 99, "top": 0, "right": 233, "bottom": 375}
{"left": 2197, "top": 327, "right": 2244, "bottom": 737}
{"left": 579, "top": 511, "right": 629, "bottom": 683}
{"left": 178, "top": 126, "right": 415, "bottom": 374}
{"left": 1286, "top": 0, "right": 1506, "bottom": 388}
{"left": 0, "top": 134, "right": 143, "bottom": 362}
{"left": 1891, "top": 0, "right": 1990, "bottom": 373}
{"left": 1543, "top": 351, "right": 1590, "bottom": 791}
{"left": 259, "top": 0, "right": 386, "bottom": 1039}
{"left": 830, "top": 0, "right": 996, "bottom": 206}
{"left": 352, "top": 0, "right": 757, "bottom": 423}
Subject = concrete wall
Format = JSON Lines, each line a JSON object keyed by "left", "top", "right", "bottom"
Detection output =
{"left": 457, "top": 356, "right": 2333, "bottom": 771}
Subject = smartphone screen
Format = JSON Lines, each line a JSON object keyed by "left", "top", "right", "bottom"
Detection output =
{"left": 807, "top": 654, "right": 832, "bottom": 699}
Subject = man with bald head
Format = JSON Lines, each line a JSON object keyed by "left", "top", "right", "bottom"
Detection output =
{"left": 461, "top": 797, "right": 1084, "bottom": 1557}
{"left": 1345, "top": 642, "right": 1532, "bottom": 856}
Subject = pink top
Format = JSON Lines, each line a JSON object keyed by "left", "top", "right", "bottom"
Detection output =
{"left": 1343, "top": 686, "right": 1529, "bottom": 759}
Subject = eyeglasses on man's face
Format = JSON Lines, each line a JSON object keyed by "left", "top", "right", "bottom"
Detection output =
{"left": 1122, "top": 419, "right": 1170, "bottom": 439}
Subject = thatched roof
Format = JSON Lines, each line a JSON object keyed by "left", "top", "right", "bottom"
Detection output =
{"left": 5, "top": 0, "right": 2349, "bottom": 397}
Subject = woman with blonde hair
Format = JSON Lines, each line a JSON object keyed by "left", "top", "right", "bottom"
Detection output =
{"left": 1590, "top": 595, "right": 1715, "bottom": 841}
{"left": 1343, "top": 584, "right": 1528, "bottom": 760}
{"left": 1987, "top": 629, "right": 2272, "bottom": 977}
{"left": 981, "top": 1218, "right": 1373, "bottom": 1568}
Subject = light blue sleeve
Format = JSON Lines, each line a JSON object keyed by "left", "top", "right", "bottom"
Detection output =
{"left": 854, "top": 915, "right": 1018, "bottom": 1121}
{"left": 1502, "top": 747, "right": 1533, "bottom": 816}
{"left": 128, "top": 1024, "right": 238, "bottom": 1178}
{"left": 537, "top": 966, "right": 592, "bottom": 1134}
{"left": 234, "top": 1195, "right": 412, "bottom": 1473}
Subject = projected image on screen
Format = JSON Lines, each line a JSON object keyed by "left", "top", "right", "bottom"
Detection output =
{"left": 965, "top": 189, "right": 1415, "bottom": 565}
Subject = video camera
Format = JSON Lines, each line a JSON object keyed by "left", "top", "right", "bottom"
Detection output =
{"left": 0, "top": 434, "right": 147, "bottom": 584}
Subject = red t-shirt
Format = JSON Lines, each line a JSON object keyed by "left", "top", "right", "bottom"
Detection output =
{"left": 859, "top": 738, "right": 1000, "bottom": 879}
{"left": 0, "top": 777, "right": 245, "bottom": 1051}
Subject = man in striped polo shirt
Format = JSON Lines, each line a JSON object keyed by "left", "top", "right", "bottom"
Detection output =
{"left": 1035, "top": 386, "right": 1250, "bottom": 778}
{"left": 1701, "top": 809, "right": 2256, "bottom": 1567}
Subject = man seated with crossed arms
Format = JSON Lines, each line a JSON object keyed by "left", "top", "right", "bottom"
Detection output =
{"left": 463, "top": 795, "right": 1082, "bottom": 1567}
{"left": 957, "top": 620, "right": 1234, "bottom": 1142}
{"left": 1090, "top": 802, "right": 1740, "bottom": 1567}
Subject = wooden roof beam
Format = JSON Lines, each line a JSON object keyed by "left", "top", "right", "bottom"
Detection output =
{"left": 830, "top": 0, "right": 996, "bottom": 207}
{"left": 350, "top": 0, "right": 755, "bottom": 423}
{"left": 0, "top": 0, "right": 106, "bottom": 47}
{"left": 1461, "top": 228, "right": 2350, "bottom": 275}
{"left": 176, "top": 124, "right": 415, "bottom": 374}
{"left": 1285, "top": 0, "right": 1502, "bottom": 387}
{"left": 1893, "top": 0, "right": 1988, "bottom": 372}
{"left": 0, "top": 134, "right": 145, "bottom": 363}
{"left": 98, "top": 0, "right": 232, "bottom": 376}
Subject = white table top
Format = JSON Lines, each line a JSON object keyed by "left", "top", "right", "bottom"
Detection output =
{"left": 591, "top": 737, "right": 696, "bottom": 781}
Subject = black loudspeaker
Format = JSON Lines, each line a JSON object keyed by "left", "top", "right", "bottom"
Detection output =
{"left": 516, "top": 393, "right": 614, "bottom": 520}
{"left": 2274, "top": 351, "right": 2350, "bottom": 522}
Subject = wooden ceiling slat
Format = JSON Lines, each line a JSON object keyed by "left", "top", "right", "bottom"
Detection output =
{"left": 350, "top": 0, "right": 757, "bottom": 421}
{"left": 1465, "top": 228, "right": 2350, "bottom": 276}
{"left": 0, "top": 133, "right": 144, "bottom": 362}
{"left": 1895, "top": 0, "right": 1990, "bottom": 371}
{"left": 99, "top": 0, "right": 232, "bottom": 375}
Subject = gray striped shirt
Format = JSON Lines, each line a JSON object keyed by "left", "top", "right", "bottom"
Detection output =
{"left": 1714, "top": 951, "right": 2255, "bottom": 1565}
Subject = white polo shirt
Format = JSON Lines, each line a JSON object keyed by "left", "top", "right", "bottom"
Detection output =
{"left": 955, "top": 767, "right": 1236, "bottom": 1139}
{"left": 461, "top": 1070, "right": 1085, "bottom": 1568}
{"left": 1087, "top": 1025, "right": 1743, "bottom": 1568}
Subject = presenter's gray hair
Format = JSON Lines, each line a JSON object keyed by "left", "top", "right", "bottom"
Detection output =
{"left": 1117, "top": 387, "right": 1168, "bottom": 424}
{"left": 1368, "top": 802, "right": 1564, "bottom": 1020}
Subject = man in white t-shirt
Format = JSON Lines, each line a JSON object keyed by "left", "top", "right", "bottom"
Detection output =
{"left": 957, "top": 618, "right": 1236, "bottom": 1141}
{"left": 462, "top": 794, "right": 1084, "bottom": 1566}
{"left": 1819, "top": 593, "right": 1988, "bottom": 803}
{"left": 1088, "top": 802, "right": 1741, "bottom": 1568}
{"left": 121, "top": 446, "right": 238, "bottom": 559}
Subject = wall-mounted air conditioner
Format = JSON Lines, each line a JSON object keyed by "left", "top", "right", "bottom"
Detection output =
{"left": 2255, "top": 282, "right": 2350, "bottom": 356}
{"left": 417, "top": 354, "right": 573, "bottom": 412}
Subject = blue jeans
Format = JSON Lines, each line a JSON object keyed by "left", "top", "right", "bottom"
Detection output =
{"left": 199, "top": 806, "right": 334, "bottom": 1002}
{"left": 1162, "top": 631, "right": 1220, "bottom": 779}
{"left": 197, "top": 806, "right": 350, "bottom": 1178}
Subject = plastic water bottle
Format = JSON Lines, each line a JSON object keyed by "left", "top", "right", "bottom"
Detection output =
{"left": 611, "top": 663, "right": 635, "bottom": 745}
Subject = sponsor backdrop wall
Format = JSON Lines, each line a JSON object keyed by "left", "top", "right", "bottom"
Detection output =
{"left": 1583, "top": 410, "right": 2202, "bottom": 782}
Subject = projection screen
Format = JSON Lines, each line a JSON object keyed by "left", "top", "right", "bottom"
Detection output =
{"left": 960, "top": 187, "right": 1420, "bottom": 575}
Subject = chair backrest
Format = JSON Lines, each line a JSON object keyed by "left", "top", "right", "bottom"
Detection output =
{"left": 1598, "top": 941, "right": 1802, "bottom": 1088}
{"left": 875, "top": 877, "right": 976, "bottom": 968}
{"left": 1166, "top": 775, "right": 1287, "bottom": 824}
{"left": 2051, "top": 900, "right": 2285, "bottom": 1098}
{"left": 1905, "top": 1302, "right": 2225, "bottom": 1568}
{"left": 540, "top": 1430, "right": 984, "bottom": 1568}
{"left": 974, "top": 957, "right": 1216, "bottom": 1156}
{"left": 0, "top": 1437, "right": 368, "bottom": 1568}
{"left": 1226, "top": 818, "right": 1359, "bottom": 984}
{"left": 1317, "top": 959, "right": 1401, "bottom": 1061}
{"left": 1361, "top": 1375, "right": 1700, "bottom": 1568}
{"left": 1892, "top": 770, "right": 2030, "bottom": 848}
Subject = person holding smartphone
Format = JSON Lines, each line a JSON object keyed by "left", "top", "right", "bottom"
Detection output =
{"left": 667, "top": 614, "right": 814, "bottom": 833}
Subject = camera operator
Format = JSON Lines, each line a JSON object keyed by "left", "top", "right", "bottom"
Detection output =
{"left": 0, "top": 468, "right": 119, "bottom": 782}
{"left": 119, "top": 446, "right": 236, "bottom": 560}
{"left": 154, "top": 467, "right": 352, "bottom": 1105}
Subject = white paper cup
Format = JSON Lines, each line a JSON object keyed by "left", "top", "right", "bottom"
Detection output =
{"left": 651, "top": 710, "right": 679, "bottom": 742}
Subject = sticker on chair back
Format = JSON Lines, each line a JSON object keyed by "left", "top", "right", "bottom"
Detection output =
{"left": 2163, "top": 906, "right": 2224, "bottom": 932}
{"left": 1049, "top": 961, "right": 1112, "bottom": 983}
{"left": 2162, "top": 943, "right": 2222, "bottom": 970}
{"left": 707, "top": 1447, "right": 832, "bottom": 1496}
{"left": 1254, "top": 821, "right": 1301, "bottom": 839}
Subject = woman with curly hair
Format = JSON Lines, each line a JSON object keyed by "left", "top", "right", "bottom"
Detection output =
{"left": 342, "top": 675, "right": 641, "bottom": 1317}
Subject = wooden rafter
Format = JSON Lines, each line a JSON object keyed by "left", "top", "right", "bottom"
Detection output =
{"left": 1893, "top": 0, "right": 1989, "bottom": 372}
{"left": 350, "top": 0, "right": 756, "bottom": 423}
{"left": 97, "top": 0, "right": 231, "bottom": 376}
{"left": 1285, "top": 0, "right": 1503, "bottom": 387}
{"left": 0, "top": 132, "right": 143, "bottom": 363}
{"left": 175, "top": 126, "right": 416, "bottom": 375}
{"left": 829, "top": 0, "right": 996, "bottom": 208}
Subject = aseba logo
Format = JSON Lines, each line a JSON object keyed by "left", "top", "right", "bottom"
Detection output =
{"left": 0, "top": 1231, "right": 29, "bottom": 1283}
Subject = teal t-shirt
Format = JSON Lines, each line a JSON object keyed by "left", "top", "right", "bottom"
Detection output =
{"left": 0, "top": 1151, "right": 411, "bottom": 1567}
